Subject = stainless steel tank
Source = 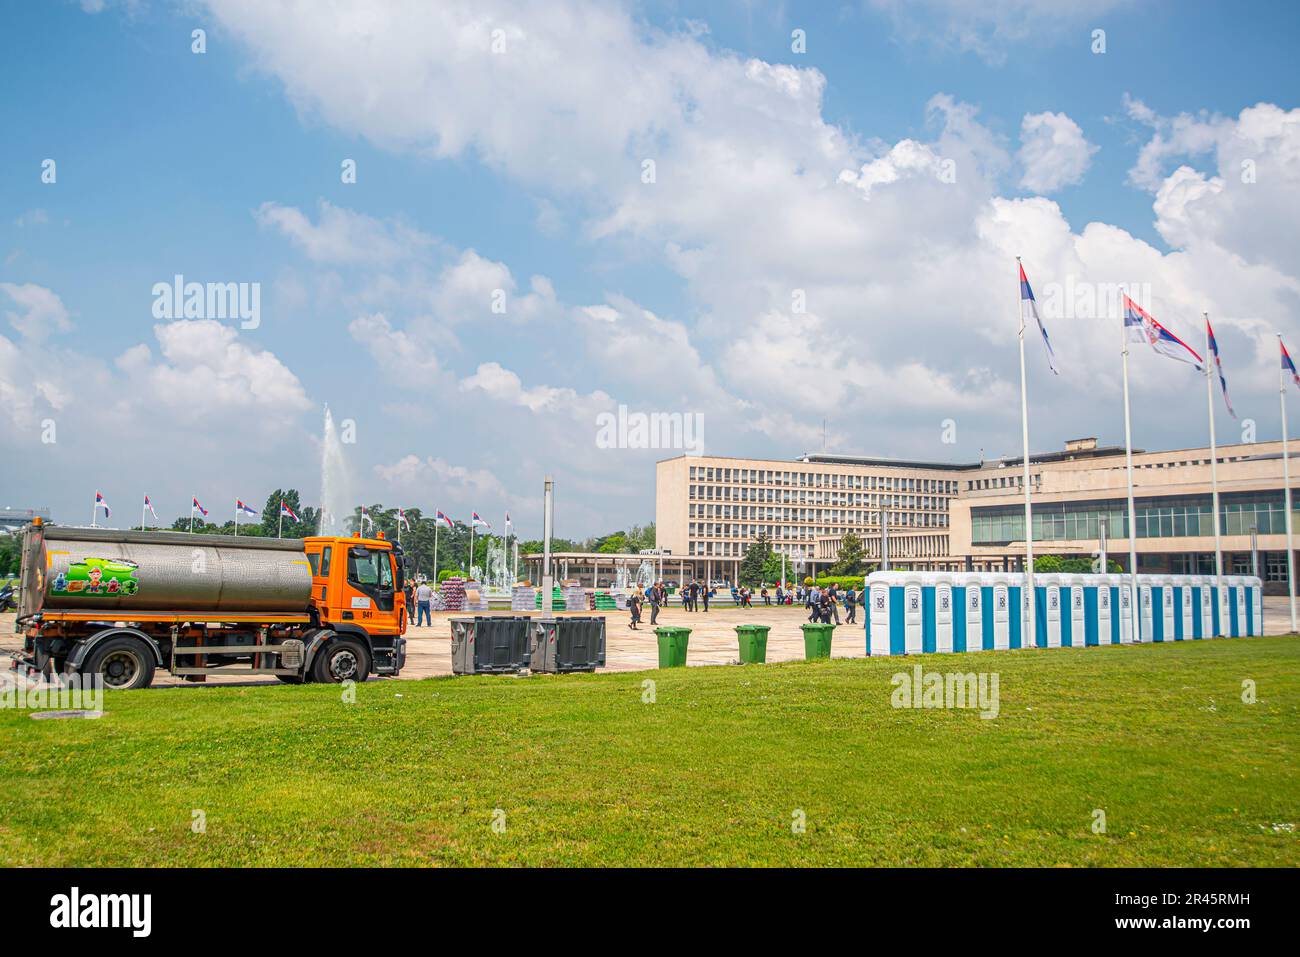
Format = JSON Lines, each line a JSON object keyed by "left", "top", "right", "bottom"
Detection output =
{"left": 22, "top": 525, "right": 313, "bottom": 615}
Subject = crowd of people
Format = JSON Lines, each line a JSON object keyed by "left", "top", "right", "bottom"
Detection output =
{"left": 626, "top": 580, "right": 860, "bottom": 629}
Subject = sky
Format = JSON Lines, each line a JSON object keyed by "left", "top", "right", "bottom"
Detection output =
{"left": 2, "top": 0, "right": 1299, "bottom": 538}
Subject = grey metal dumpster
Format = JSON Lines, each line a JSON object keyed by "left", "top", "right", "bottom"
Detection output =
{"left": 529, "top": 617, "right": 606, "bottom": 673}
{"left": 450, "top": 616, "right": 532, "bottom": 674}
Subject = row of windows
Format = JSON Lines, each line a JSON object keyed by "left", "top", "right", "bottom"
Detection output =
{"left": 690, "top": 511, "right": 950, "bottom": 541}
{"left": 971, "top": 494, "right": 1295, "bottom": 545}
{"left": 688, "top": 485, "right": 951, "bottom": 510}
{"left": 690, "top": 504, "right": 950, "bottom": 525}
{"left": 688, "top": 465, "right": 959, "bottom": 494}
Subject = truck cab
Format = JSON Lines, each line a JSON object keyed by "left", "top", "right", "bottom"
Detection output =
{"left": 303, "top": 533, "right": 407, "bottom": 677}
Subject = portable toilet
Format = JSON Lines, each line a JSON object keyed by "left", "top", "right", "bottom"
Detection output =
{"left": 1115, "top": 575, "right": 1135, "bottom": 644}
{"left": 962, "top": 573, "right": 988, "bottom": 652}
{"left": 1062, "top": 574, "right": 1087, "bottom": 647}
{"left": 990, "top": 573, "right": 1012, "bottom": 651}
{"left": 1096, "top": 574, "right": 1114, "bottom": 644}
{"left": 1188, "top": 575, "right": 1207, "bottom": 639}
{"left": 1039, "top": 574, "right": 1063, "bottom": 648}
{"left": 934, "top": 574, "right": 955, "bottom": 653}
{"left": 1230, "top": 576, "right": 1247, "bottom": 637}
{"left": 1138, "top": 576, "right": 1155, "bottom": 643}
{"left": 867, "top": 574, "right": 892, "bottom": 656}
{"left": 1153, "top": 575, "right": 1176, "bottom": 642}
{"left": 1250, "top": 576, "right": 1263, "bottom": 636}
{"left": 902, "top": 574, "right": 924, "bottom": 654}
{"left": 1078, "top": 574, "right": 1101, "bottom": 647}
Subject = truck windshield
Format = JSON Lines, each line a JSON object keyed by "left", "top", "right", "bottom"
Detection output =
{"left": 348, "top": 548, "right": 393, "bottom": 588}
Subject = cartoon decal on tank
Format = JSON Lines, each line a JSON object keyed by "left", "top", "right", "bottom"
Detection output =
{"left": 50, "top": 557, "right": 140, "bottom": 596}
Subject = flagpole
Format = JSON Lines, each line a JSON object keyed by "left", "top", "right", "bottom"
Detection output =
{"left": 141, "top": 497, "right": 146, "bottom": 532}
{"left": 1016, "top": 257, "right": 1037, "bottom": 647}
{"left": 434, "top": 514, "right": 440, "bottom": 584}
{"left": 91, "top": 494, "right": 97, "bottom": 529}
{"left": 278, "top": 507, "right": 283, "bottom": 540}
{"left": 1121, "top": 313, "right": 1141, "bottom": 641}
{"left": 1204, "top": 314, "right": 1224, "bottom": 634}
{"left": 470, "top": 520, "right": 476, "bottom": 580}
{"left": 1280, "top": 335, "right": 1297, "bottom": 633}
{"left": 235, "top": 503, "right": 240, "bottom": 537}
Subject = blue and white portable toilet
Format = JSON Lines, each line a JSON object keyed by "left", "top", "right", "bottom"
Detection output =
{"left": 1231, "top": 575, "right": 1248, "bottom": 637}
{"left": 903, "top": 573, "right": 924, "bottom": 654}
{"left": 1040, "top": 574, "right": 1063, "bottom": 648}
{"left": 867, "top": 574, "right": 892, "bottom": 656}
{"left": 1096, "top": 574, "right": 1114, "bottom": 644}
{"left": 1189, "top": 575, "right": 1209, "bottom": 639}
{"left": 1251, "top": 576, "right": 1263, "bottom": 636}
{"left": 1138, "top": 576, "right": 1154, "bottom": 643}
{"left": 961, "top": 573, "right": 987, "bottom": 652}
{"left": 990, "top": 573, "right": 1012, "bottom": 650}
{"left": 1116, "top": 576, "right": 1135, "bottom": 644}
{"left": 1063, "top": 574, "right": 1087, "bottom": 647}
{"left": 1154, "top": 574, "right": 1176, "bottom": 642}
{"left": 934, "top": 575, "right": 955, "bottom": 653}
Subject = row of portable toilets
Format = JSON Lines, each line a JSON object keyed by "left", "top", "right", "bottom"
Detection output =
{"left": 865, "top": 571, "right": 1264, "bottom": 657}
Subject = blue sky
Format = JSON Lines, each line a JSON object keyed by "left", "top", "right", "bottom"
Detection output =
{"left": 3, "top": 0, "right": 1299, "bottom": 536}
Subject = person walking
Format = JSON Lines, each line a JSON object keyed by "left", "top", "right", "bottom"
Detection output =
{"left": 415, "top": 580, "right": 433, "bottom": 628}
{"left": 629, "top": 586, "right": 644, "bottom": 630}
{"left": 828, "top": 584, "right": 841, "bottom": 624}
{"left": 649, "top": 582, "right": 663, "bottom": 625}
{"left": 844, "top": 586, "right": 858, "bottom": 624}
{"left": 702, "top": 584, "right": 711, "bottom": 612}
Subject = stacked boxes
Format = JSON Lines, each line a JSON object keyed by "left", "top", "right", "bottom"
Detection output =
{"left": 865, "top": 571, "right": 1262, "bottom": 656}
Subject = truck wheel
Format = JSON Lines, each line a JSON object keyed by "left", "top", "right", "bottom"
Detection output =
{"left": 83, "top": 637, "right": 156, "bottom": 690}
{"left": 312, "top": 639, "right": 370, "bottom": 683}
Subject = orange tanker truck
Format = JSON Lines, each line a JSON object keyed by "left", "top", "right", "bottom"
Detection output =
{"left": 9, "top": 519, "right": 408, "bottom": 689}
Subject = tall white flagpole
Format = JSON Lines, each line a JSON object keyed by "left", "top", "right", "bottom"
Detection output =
{"left": 234, "top": 502, "right": 240, "bottom": 537}
{"left": 1204, "top": 314, "right": 1224, "bottom": 634}
{"left": 189, "top": 503, "right": 194, "bottom": 534}
{"left": 141, "top": 497, "right": 147, "bottom": 532}
{"left": 470, "top": 520, "right": 476, "bottom": 579}
{"left": 1016, "top": 257, "right": 1037, "bottom": 647}
{"left": 1121, "top": 313, "right": 1141, "bottom": 641}
{"left": 1279, "top": 335, "right": 1297, "bottom": 633}
{"left": 434, "top": 512, "right": 440, "bottom": 584}
{"left": 278, "top": 506, "right": 283, "bottom": 540}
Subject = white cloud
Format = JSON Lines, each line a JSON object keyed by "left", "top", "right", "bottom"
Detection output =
{"left": 375, "top": 454, "right": 510, "bottom": 501}
{"left": 1018, "top": 111, "right": 1098, "bottom": 193}
{"left": 0, "top": 283, "right": 72, "bottom": 340}
{"left": 254, "top": 200, "right": 434, "bottom": 265}
{"left": 868, "top": 0, "right": 1133, "bottom": 64}
{"left": 460, "top": 361, "right": 611, "bottom": 418}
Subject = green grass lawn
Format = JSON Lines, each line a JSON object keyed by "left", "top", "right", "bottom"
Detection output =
{"left": 1, "top": 637, "right": 1297, "bottom": 867}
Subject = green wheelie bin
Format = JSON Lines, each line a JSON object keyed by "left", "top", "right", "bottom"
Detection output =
{"left": 653, "top": 626, "right": 691, "bottom": 668}
{"left": 800, "top": 622, "right": 834, "bottom": 660}
{"left": 734, "top": 624, "right": 770, "bottom": 664}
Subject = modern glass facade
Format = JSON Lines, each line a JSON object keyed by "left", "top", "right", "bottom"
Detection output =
{"left": 971, "top": 492, "right": 1296, "bottom": 545}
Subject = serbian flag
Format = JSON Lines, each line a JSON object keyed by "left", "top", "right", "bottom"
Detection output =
{"left": 359, "top": 505, "right": 372, "bottom": 529}
{"left": 143, "top": 495, "right": 158, "bottom": 520}
{"left": 472, "top": 512, "right": 490, "bottom": 529}
{"left": 192, "top": 496, "right": 208, "bottom": 517}
{"left": 1206, "top": 319, "right": 1236, "bottom": 418}
{"left": 1283, "top": 338, "right": 1300, "bottom": 389}
{"left": 1019, "top": 263, "right": 1058, "bottom": 374}
{"left": 95, "top": 491, "right": 112, "bottom": 518}
{"left": 1124, "top": 295, "right": 1203, "bottom": 370}
{"left": 397, "top": 508, "right": 410, "bottom": 530}
{"left": 436, "top": 510, "right": 454, "bottom": 528}
{"left": 236, "top": 500, "right": 258, "bottom": 517}
{"left": 280, "top": 501, "right": 300, "bottom": 522}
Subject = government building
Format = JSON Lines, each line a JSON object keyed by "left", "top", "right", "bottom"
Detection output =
{"left": 652, "top": 437, "right": 1298, "bottom": 592}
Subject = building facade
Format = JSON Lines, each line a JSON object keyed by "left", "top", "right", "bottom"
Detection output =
{"left": 655, "top": 438, "right": 1299, "bottom": 590}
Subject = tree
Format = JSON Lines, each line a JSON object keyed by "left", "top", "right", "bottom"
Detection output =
{"left": 828, "top": 531, "right": 867, "bottom": 576}
{"left": 761, "top": 550, "right": 785, "bottom": 585}
{"left": 260, "top": 489, "right": 317, "bottom": 539}
{"left": 738, "top": 532, "right": 773, "bottom": 587}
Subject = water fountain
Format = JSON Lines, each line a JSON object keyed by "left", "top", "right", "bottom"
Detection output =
{"left": 319, "top": 404, "right": 354, "bottom": 535}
